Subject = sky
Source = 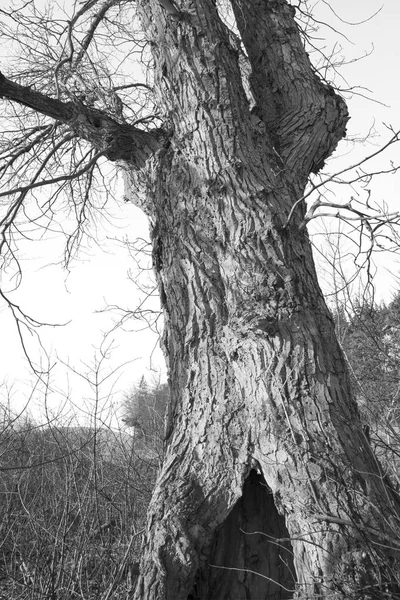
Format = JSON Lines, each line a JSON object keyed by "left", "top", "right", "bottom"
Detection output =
{"left": 311, "top": 0, "right": 400, "bottom": 302}
{"left": 0, "top": 0, "right": 399, "bottom": 425}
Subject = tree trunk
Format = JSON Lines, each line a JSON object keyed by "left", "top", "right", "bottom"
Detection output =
{"left": 124, "top": 1, "right": 400, "bottom": 598}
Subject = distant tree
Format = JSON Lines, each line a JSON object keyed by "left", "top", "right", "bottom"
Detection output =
{"left": 343, "top": 301, "right": 391, "bottom": 417}
{"left": 337, "top": 293, "right": 400, "bottom": 459}
{"left": 122, "top": 376, "right": 168, "bottom": 462}
{"left": 315, "top": 226, "right": 400, "bottom": 436}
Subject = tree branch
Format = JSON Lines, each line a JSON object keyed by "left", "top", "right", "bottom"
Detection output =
{"left": 74, "top": 0, "right": 122, "bottom": 65}
{"left": 0, "top": 71, "right": 164, "bottom": 168}
{"left": 231, "top": 0, "right": 349, "bottom": 180}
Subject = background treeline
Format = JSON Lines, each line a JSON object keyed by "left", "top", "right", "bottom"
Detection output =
{"left": 1, "top": 292, "right": 400, "bottom": 599}
{"left": 334, "top": 291, "right": 400, "bottom": 480}
{"left": 0, "top": 378, "right": 168, "bottom": 600}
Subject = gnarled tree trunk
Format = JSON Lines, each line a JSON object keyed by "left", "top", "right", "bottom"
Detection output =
{"left": 126, "top": 1, "right": 400, "bottom": 598}
{"left": 2, "top": 0, "right": 399, "bottom": 598}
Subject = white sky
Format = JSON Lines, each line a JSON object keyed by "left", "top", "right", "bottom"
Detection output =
{"left": 309, "top": 0, "right": 400, "bottom": 303}
{"left": 0, "top": 0, "right": 399, "bottom": 424}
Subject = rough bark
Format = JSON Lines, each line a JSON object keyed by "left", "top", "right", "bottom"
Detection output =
{"left": 126, "top": 1, "right": 400, "bottom": 598}
{"left": 0, "top": 71, "right": 162, "bottom": 167}
{"left": 230, "top": 0, "right": 348, "bottom": 179}
{"left": 191, "top": 470, "right": 295, "bottom": 599}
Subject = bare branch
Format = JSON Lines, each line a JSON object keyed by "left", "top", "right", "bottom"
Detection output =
{"left": 0, "top": 71, "right": 164, "bottom": 166}
{"left": 74, "top": 0, "right": 123, "bottom": 65}
{"left": 285, "top": 127, "right": 400, "bottom": 227}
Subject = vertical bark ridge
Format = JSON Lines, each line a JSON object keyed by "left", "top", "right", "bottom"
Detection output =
{"left": 137, "top": 0, "right": 282, "bottom": 187}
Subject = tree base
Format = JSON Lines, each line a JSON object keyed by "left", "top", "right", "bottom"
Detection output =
{"left": 189, "top": 469, "right": 295, "bottom": 599}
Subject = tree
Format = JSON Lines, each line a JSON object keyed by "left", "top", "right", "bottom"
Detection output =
{"left": 1, "top": 1, "right": 400, "bottom": 598}
{"left": 334, "top": 292, "right": 400, "bottom": 479}
{"left": 122, "top": 376, "right": 168, "bottom": 462}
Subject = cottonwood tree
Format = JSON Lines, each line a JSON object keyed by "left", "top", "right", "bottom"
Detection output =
{"left": 1, "top": 1, "right": 400, "bottom": 598}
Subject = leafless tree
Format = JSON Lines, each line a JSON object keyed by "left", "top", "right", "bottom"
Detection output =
{"left": 1, "top": 1, "right": 400, "bottom": 598}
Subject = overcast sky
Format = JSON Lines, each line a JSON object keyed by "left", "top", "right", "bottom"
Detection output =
{"left": 0, "top": 0, "right": 399, "bottom": 424}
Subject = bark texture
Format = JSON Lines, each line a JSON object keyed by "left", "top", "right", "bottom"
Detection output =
{"left": 0, "top": 71, "right": 162, "bottom": 167}
{"left": 126, "top": 1, "right": 400, "bottom": 598}
{"left": 191, "top": 469, "right": 295, "bottom": 599}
